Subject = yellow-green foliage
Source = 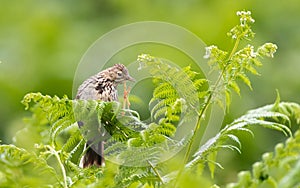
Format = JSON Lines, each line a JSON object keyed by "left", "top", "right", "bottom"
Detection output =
{"left": 0, "top": 10, "right": 298, "bottom": 188}
{"left": 226, "top": 130, "right": 300, "bottom": 188}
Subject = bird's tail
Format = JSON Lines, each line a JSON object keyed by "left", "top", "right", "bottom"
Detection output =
{"left": 80, "top": 141, "right": 105, "bottom": 168}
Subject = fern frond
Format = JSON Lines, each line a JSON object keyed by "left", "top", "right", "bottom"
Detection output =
{"left": 22, "top": 92, "right": 73, "bottom": 123}
{"left": 226, "top": 134, "right": 242, "bottom": 148}
{"left": 73, "top": 99, "right": 101, "bottom": 122}
{"left": 118, "top": 146, "right": 162, "bottom": 167}
{"left": 105, "top": 141, "right": 127, "bottom": 156}
{"left": 137, "top": 55, "right": 208, "bottom": 158}
{"left": 61, "top": 130, "right": 82, "bottom": 153}
{"left": 50, "top": 118, "right": 76, "bottom": 146}
{"left": 21, "top": 93, "right": 145, "bottom": 172}
{"left": 152, "top": 82, "right": 178, "bottom": 99}
{"left": 228, "top": 80, "right": 240, "bottom": 95}
{"left": 150, "top": 99, "right": 176, "bottom": 120}
{"left": 237, "top": 72, "right": 252, "bottom": 90}
{"left": 187, "top": 100, "right": 299, "bottom": 177}
{"left": 0, "top": 144, "right": 58, "bottom": 187}
{"left": 61, "top": 130, "right": 84, "bottom": 164}
{"left": 155, "top": 122, "right": 177, "bottom": 137}
{"left": 193, "top": 78, "right": 208, "bottom": 89}
{"left": 115, "top": 165, "right": 162, "bottom": 187}
{"left": 227, "top": 130, "right": 300, "bottom": 188}
{"left": 186, "top": 133, "right": 220, "bottom": 168}
{"left": 218, "top": 144, "right": 241, "bottom": 154}
{"left": 138, "top": 54, "right": 205, "bottom": 110}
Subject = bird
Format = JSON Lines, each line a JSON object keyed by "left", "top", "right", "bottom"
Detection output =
{"left": 76, "top": 64, "right": 134, "bottom": 168}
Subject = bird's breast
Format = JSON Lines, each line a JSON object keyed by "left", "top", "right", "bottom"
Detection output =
{"left": 76, "top": 76, "right": 118, "bottom": 101}
{"left": 95, "top": 82, "right": 118, "bottom": 101}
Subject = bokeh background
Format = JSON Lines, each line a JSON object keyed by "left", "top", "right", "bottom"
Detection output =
{"left": 1, "top": 0, "right": 299, "bottom": 186}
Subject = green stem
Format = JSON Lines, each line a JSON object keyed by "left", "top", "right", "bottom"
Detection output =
{"left": 147, "top": 160, "right": 164, "bottom": 184}
{"left": 174, "top": 37, "right": 241, "bottom": 186}
{"left": 47, "top": 146, "right": 68, "bottom": 188}
{"left": 229, "top": 37, "right": 240, "bottom": 60}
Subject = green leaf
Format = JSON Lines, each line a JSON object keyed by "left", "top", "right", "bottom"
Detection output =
{"left": 50, "top": 118, "right": 75, "bottom": 146}
{"left": 219, "top": 144, "right": 241, "bottom": 154}
{"left": 225, "top": 89, "right": 231, "bottom": 111}
{"left": 237, "top": 73, "right": 252, "bottom": 90}
{"left": 0, "top": 145, "right": 58, "bottom": 187}
{"left": 229, "top": 81, "right": 240, "bottom": 95}
{"left": 226, "top": 134, "right": 241, "bottom": 148}
{"left": 245, "top": 64, "right": 260, "bottom": 75}
{"left": 207, "top": 151, "right": 218, "bottom": 178}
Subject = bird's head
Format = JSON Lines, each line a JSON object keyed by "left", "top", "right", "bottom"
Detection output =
{"left": 105, "top": 64, "right": 135, "bottom": 84}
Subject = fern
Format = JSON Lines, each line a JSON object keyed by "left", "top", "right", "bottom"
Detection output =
{"left": 226, "top": 129, "right": 300, "bottom": 188}
{"left": 0, "top": 144, "right": 58, "bottom": 187}
{"left": 138, "top": 55, "right": 206, "bottom": 116}
{"left": 204, "top": 11, "right": 277, "bottom": 110}
{"left": 50, "top": 118, "right": 76, "bottom": 146}
{"left": 2, "top": 10, "right": 298, "bottom": 188}
{"left": 186, "top": 98, "right": 300, "bottom": 177}
{"left": 20, "top": 92, "right": 180, "bottom": 186}
{"left": 19, "top": 93, "right": 150, "bottom": 186}
{"left": 20, "top": 92, "right": 191, "bottom": 186}
{"left": 61, "top": 130, "right": 84, "bottom": 161}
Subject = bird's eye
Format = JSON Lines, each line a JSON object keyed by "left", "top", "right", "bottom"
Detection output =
{"left": 117, "top": 71, "right": 123, "bottom": 77}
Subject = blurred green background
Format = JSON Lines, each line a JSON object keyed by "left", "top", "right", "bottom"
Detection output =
{"left": 1, "top": 0, "right": 300, "bottom": 186}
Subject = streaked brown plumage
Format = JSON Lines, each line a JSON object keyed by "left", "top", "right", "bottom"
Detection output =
{"left": 76, "top": 64, "right": 134, "bottom": 168}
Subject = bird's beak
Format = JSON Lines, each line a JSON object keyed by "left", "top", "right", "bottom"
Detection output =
{"left": 127, "top": 75, "right": 135, "bottom": 82}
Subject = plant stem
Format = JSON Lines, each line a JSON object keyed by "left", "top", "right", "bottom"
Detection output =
{"left": 229, "top": 37, "right": 240, "bottom": 60}
{"left": 147, "top": 160, "right": 164, "bottom": 184}
{"left": 47, "top": 145, "right": 68, "bottom": 188}
{"left": 174, "top": 37, "right": 241, "bottom": 186}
